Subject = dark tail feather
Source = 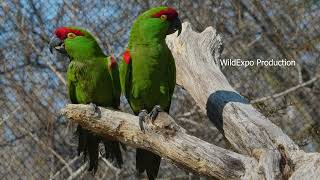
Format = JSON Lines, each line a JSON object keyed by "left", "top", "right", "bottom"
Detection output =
{"left": 77, "top": 125, "right": 87, "bottom": 156}
{"left": 87, "top": 134, "right": 100, "bottom": 173}
{"left": 77, "top": 125, "right": 100, "bottom": 173}
{"left": 103, "top": 140, "right": 123, "bottom": 168}
{"left": 136, "top": 148, "right": 161, "bottom": 180}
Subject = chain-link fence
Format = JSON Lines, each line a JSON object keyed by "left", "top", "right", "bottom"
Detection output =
{"left": 1, "top": 0, "right": 319, "bottom": 179}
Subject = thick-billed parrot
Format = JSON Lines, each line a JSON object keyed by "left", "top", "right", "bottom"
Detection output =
{"left": 49, "top": 27, "right": 123, "bottom": 172}
{"left": 119, "top": 7, "right": 181, "bottom": 180}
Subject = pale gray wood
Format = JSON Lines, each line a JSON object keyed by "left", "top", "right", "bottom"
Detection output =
{"left": 61, "top": 104, "right": 258, "bottom": 179}
{"left": 61, "top": 22, "right": 320, "bottom": 179}
{"left": 168, "top": 22, "right": 320, "bottom": 180}
{"left": 166, "top": 22, "right": 298, "bottom": 155}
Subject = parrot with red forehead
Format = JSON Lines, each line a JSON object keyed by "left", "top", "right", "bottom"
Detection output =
{"left": 119, "top": 6, "right": 181, "bottom": 180}
{"left": 49, "top": 27, "right": 123, "bottom": 172}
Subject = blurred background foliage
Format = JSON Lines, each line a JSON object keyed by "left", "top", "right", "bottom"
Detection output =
{"left": 0, "top": 0, "right": 319, "bottom": 179}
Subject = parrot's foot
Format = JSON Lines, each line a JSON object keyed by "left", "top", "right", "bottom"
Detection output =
{"left": 149, "top": 105, "right": 163, "bottom": 123}
{"left": 89, "top": 103, "right": 101, "bottom": 118}
{"left": 138, "top": 109, "right": 148, "bottom": 133}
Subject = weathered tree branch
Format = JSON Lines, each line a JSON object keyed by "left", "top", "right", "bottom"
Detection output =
{"left": 61, "top": 104, "right": 257, "bottom": 179}
{"left": 61, "top": 22, "right": 320, "bottom": 179}
{"left": 251, "top": 75, "right": 319, "bottom": 103}
{"left": 165, "top": 22, "right": 320, "bottom": 179}
{"left": 166, "top": 22, "right": 298, "bottom": 154}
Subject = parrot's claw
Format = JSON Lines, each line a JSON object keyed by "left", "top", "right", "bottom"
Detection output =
{"left": 89, "top": 103, "right": 101, "bottom": 118}
{"left": 149, "top": 105, "right": 163, "bottom": 123}
{"left": 138, "top": 109, "right": 148, "bottom": 133}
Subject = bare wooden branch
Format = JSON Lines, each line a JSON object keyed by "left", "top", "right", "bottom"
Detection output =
{"left": 165, "top": 22, "right": 320, "bottom": 180}
{"left": 61, "top": 22, "right": 320, "bottom": 179}
{"left": 51, "top": 156, "right": 80, "bottom": 180}
{"left": 66, "top": 162, "right": 88, "bottom": 180}
{"left": 250, "top": 75, "right": 319, "bottom": 103}
{"left": 61, "top": 104, "right": 258, "bottom": 179}
{"left": 15, "top": 124, "right": 73, "bottom": 175}
{"left": 166, "top": 22, "right": 299, "bottom": 155}
{"left": 1, "top": 3, "right": 67, "bottom": 85}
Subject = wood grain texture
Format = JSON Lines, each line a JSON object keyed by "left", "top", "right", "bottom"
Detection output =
{"left": 61, "top": 104, "right": 257, "bottom": 179}
{"left": 166, "top": 22, "right": 298, "bottom": 154}
{"left": 61, "top": 22, "right": 320, "bottom": 179}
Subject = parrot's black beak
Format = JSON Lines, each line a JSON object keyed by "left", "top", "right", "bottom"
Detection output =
{"left": 49, "top": 36, "right": 67, "bottom": 55}
{"left": 168, "top": 17, "right": 182, "bottom": 36}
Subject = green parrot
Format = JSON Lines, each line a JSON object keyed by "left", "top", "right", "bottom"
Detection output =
{"left": 49, "top": 27, "right": 123, "bottom": 172}
{"left": 119, "top": 6, "right": 181, "bottom": 180}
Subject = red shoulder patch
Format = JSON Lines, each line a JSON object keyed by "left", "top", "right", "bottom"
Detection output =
{"left": 108, "top": 56, "right": 117, "bottom": 70}
{"left": 123, "top": 50, "right": 131, "bottom": 64}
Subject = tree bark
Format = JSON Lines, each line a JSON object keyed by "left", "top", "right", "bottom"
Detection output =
{"left": 62, "top": 105, "right": 257, "bottom": 179}
{"left": 166, "top": 22, "right": 298, "bottom": 154}
{"left": 61, "top": 22, "right": 320, "bottom": 179}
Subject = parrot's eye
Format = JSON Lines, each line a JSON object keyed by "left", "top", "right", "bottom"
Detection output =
{"left": 67, "top": 32, "right": 76, "bottom": 39}
{"left": 160, "top": 14, "right": 167, "bottom": 21}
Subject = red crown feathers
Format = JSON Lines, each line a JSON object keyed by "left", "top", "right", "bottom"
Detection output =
{"left": 54, "top": 27, "right": 84, "bottom": 40}
{"left": 151, "top": 7, "right": 178, "bottom": 20}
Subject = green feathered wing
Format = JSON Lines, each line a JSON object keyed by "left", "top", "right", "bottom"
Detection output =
{"left": 119, "top": 53, "right": 132, "bottom": 100}
{"left": 120, "top": 47, "right": 176, "bottom": 114}
{"left": 51, "top": 26, "right": 123, "bottom": 173}
{"left": 119, "top": 7, "right": 179, "bottom": 179}
{"left": 119, "top": 28, "right": 176, "bottom": 180}
{"left": 67, "top": 56, "right": 123, "bottom": 173}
